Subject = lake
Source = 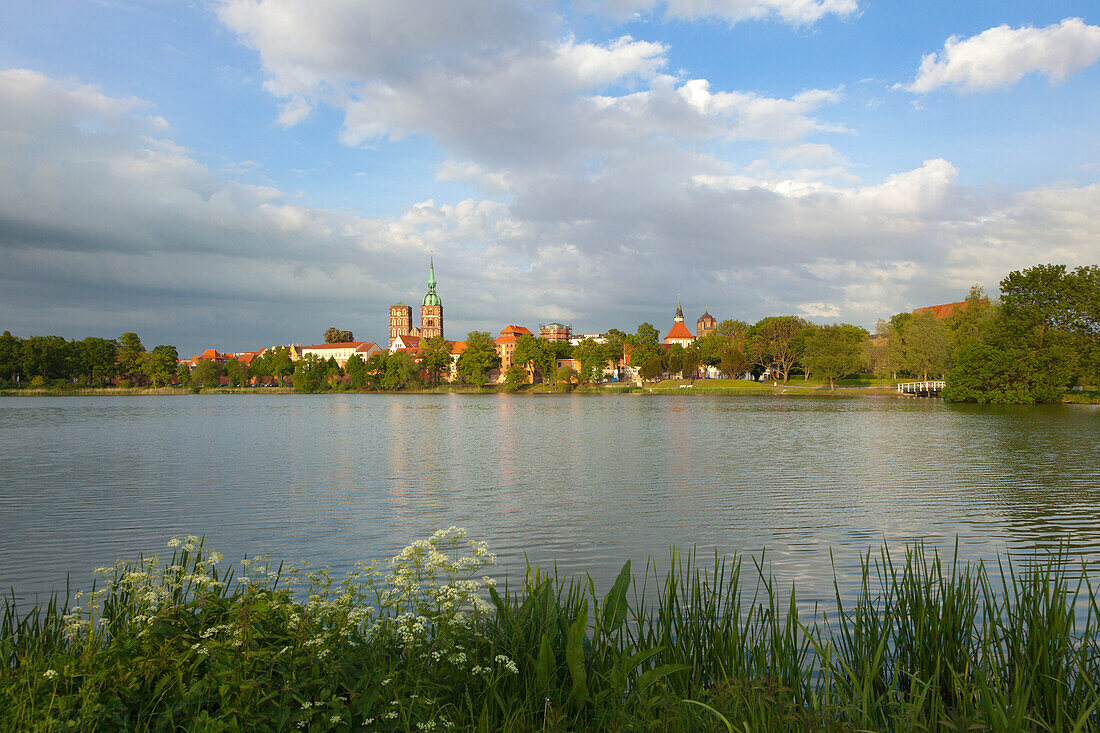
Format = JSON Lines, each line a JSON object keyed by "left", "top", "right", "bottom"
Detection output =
{"left": 1, "top": 394, "right": 1098, "bottom": 606}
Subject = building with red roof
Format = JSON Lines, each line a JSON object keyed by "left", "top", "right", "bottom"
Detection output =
{"left": 663, "top": 300, "right": 696, "bottom": 346}
{"left": 301, "top": 341, "right": 380, "bottom": 367}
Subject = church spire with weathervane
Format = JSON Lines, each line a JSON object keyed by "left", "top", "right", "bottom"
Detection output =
{"left": 419, "top": 256, "right": 444, "bottom": 339}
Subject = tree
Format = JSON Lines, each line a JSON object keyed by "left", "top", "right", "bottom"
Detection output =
{"left": 944, "top": 263, "right": 1097, "bottom": 402}
{"left": 750, "top": 316, "right": 808, "bottom": 383}
{"left": 176, "top": 362, "right": 192, "bottom": 388}
{"left": 344, "top": 353, "right": 368, "bottom": 389}
{"left": 21, "top": 336, "right": 77, "bottom": 382}
{"left": 0, "top": 331, "right": 22, "bottom": 383}
{"left": 640, "top": 355, "right": 664, "bottom": 382}
{"left": 803, "top": 324, "right": 868, "bottom": 390}
{"left": 143, "top": 345, "right": 179, "bottom": 387}
{"left": 456, "top": 331, "right": 501, "bottom": 387}
{"left": 324, "top": 327, "right": 354, "bottom": 343}
{"left": 256, "top": 345, "right": 292, "bottom": 385}
{"left": 118, "top": 332, "right": 146, "bottom": 383}
{"left": 78, "top": 337, "right": 118, "bottom": 386}
{"left": 503, "top": 364, "right": 526, "bottom": 392}
{"left": 192, "top": 359, "right": 222, "bottom": 389}
{"left": 364, "top": 352, "right": 388, "bottom": 390}
{"left": 680, "top": 346, "right": 701, "bottom": 380}
{"left": 382, "top": 351, "right": 418, "bottom": 390}
{"left": 224, "top": 357, "right": 251, "bottom": 388}
{"left": 904, "top": 312, "right": 951, "bottom": 381}
{"left": 628, "top": 323, "right": 662, "bottom": 373}
{"left": 512, "top": 334, "right": 548, "bottom": 382}
{"left": 419, "top": 335, "right": 453, "bottom": 383}
{"left": 572, "top": 338, "right": 609, "bottom": 384}
{"left": 944, "top": 285, "right": 996, "bottom": 360}
{"left": 719, "top": 346, "right": 750, "bottom": 379}
{"left": 293, "top": 354, "right": 327, "bottom": 393}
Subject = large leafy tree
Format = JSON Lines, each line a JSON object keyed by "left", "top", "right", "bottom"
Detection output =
{"left": 903, "top": 312, "right": 951, "bottom": 381}
{"left": 418, "top": 335, "right": 453, "bottom": 384}
{"left": 0, "top": 331, "right": 22, "bottom": 382}
{"left": 572, "top": 338, "right": 609, "bottom": 384}
{"left": 512, "top": 334, "right": 548, "bottom": 382}
{"left": 293, "top": 354, "right": 327, "bottom": 393}
{"left": 382, "top": 351, "right": 418, "bottom": 390}
{"left": 750, "top": 316, "right": 809, "bottom": 383}
{"left": 117, "top": 332, "right": 146, "bottom": 384}
{"left": 803, "top": 324, "right": 868, "bottom": 390}
{"left": 324, "top": 327, "right": 354, "bottom": 343}
{"left": 945, "top": 263, "right": 1098, "bottom": 402}
{"left": 78, "top": 337, "right": 118, "bottom": 385}
{"left": 143, "top": 345, "right": 180, "bottom": 387}
{"left": 224, "top": 357, "right": 251, "bottom": 388}
{"left": 456, "top": 331, "right": 501, "bottom": 387}
{"left": 192, "top": 359, "right": 223, "bottom": 389}
{"left": 21, "top": 335, "right": 77, "bottom": 381}
{"left": 344, "top": 354, "right": 368, "bottom": 389}
{"left": 628, "top": 323, "right": 662, "bottom": 372}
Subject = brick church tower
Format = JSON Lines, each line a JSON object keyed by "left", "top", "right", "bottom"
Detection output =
{"left": 419, "top": 257, "right": 443, "bottom": 340}
{"left": 388, "top": 303, "right": 413, "bottom": 349}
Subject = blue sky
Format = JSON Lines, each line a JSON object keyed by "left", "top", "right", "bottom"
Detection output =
{"left": 1, "top": 0, "right": 1099, "bottom": 354}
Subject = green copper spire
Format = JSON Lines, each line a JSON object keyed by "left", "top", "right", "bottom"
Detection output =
{"left": 422, "top": 256, "right": 441, "bottom": 306}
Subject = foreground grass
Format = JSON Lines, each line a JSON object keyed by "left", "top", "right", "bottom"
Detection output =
{"left": 3, "top": 532, "right": 1098, "bottom": 732}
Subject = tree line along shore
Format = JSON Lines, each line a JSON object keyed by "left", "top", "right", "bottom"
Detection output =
{"left": 2, "top": 263, "right": 1097, "bottom": 404}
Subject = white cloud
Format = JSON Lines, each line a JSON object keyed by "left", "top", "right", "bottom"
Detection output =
{"left": 585, "top": 0, "right": 858, "bottom": 26}
{"left": 903, "top": 17, "right": 1100, "bottom": 93}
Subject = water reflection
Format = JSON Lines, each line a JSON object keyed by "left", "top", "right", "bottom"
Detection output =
{"left": 0, "top": 395, "right": 1098, "bottom": 608}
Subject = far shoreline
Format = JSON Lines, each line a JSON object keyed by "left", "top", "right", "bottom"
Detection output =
{"left": 2, "top": 382, "right": 1097, "bottom": 403}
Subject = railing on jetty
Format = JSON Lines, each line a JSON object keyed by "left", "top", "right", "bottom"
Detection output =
{"left": 897, "top": 381, "right": 946, "bottom": 396}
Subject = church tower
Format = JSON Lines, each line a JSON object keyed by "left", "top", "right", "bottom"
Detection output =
{"left": 696, "top": 308, "right": 717, "bottom": 339}
{"left": 388, "top": 303, "right": 413, "bottom": 349}
{"left": 419, "top": 257, "right": 443, "bottom": 340}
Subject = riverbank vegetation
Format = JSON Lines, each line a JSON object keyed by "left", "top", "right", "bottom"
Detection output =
{"left": 3, "top": 530, "right": 1097, "bottom": 731}
{"left": 2, "top": 263, "right": 1096, "bottom": 402}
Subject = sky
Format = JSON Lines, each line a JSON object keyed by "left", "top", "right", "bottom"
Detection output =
{"left": 1, "top": 0, "right": 1099, "bottom": 356}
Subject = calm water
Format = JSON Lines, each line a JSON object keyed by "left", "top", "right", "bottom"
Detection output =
{"left": 1, "top": 394, "right": 1098, "bottom": 606}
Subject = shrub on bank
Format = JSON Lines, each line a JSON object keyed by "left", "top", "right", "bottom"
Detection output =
{"left": 2, "top": 532, "right": 1097, "bottom": 731}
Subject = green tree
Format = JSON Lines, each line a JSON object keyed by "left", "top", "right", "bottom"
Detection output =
{"left": 750, "top": 316, "right": 808, "bottom": 383}
{"left": 627, "top": 323, "right": 662, "bottom": 373}
{"left": 945, "top": 263, "right": 1097, "bottom": 402}
{"left": 363, "top": 352, "right": 388, "bottom": 390}
{"left": 680, "top": 346, "right": 701, "bottom": 380}
{"left": 344, "top": 354, "right": 368, "bottom": 389}
{"left": 78, "top": 337, "right": 118, "bottom": 386}
{"left": 803, "top": 324, "right": 868, "bottom": 390}
{"left": 265, "top": 347, "right": 295, "bottom": 386}
{"left": 572, "top": 338, "right": 609, "bottom": 384}
{"left": 502, "top": 364, "right": 526, "bottom": 392}
{"left": 719, "top": 346, "right": 750, "bottom": 379}
{"left": 904, "top": 312, "right": 951, "bottom": 381}
{"left": 143, "top": 345, "right": 179, "bottom": 387}
{"left": 192, "top": 359, "right": 223, "bottom": 389}
{"left": 324, "top": 327, "right": 354, "bottom": 343}
{"left": 117, "top": 332, "right": 146, "bottom": 384}
{"left": 419, "top": 336, "right": 453, "bottom": 384}
{"left": 640, "top": 355, "right": 664, "bottom": 382}
{"left": 944, "top": 285, "right": 996, "bottom": 360}
{"left": 456, "top": 331, "right": 500, "bottom": 387}
{"left": 176, "top": 362, "right": 192, "bottom": 388}
{"left": 293, "top": 354, "right": 327, "bottom": 393}
{"left": 382, "top": 351, "right": 418, "bottom": 390}
{"left": 0, "top": 331, "right": 22, "bottom": 383}
{"left": 21, "top": 335, "right": 77, "bottom": 381}
{"left": 512, "top": 334, "right": 547, "bottom": 382}
{"left": 224, "top": 357, "right": 251, "bottom": 388}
